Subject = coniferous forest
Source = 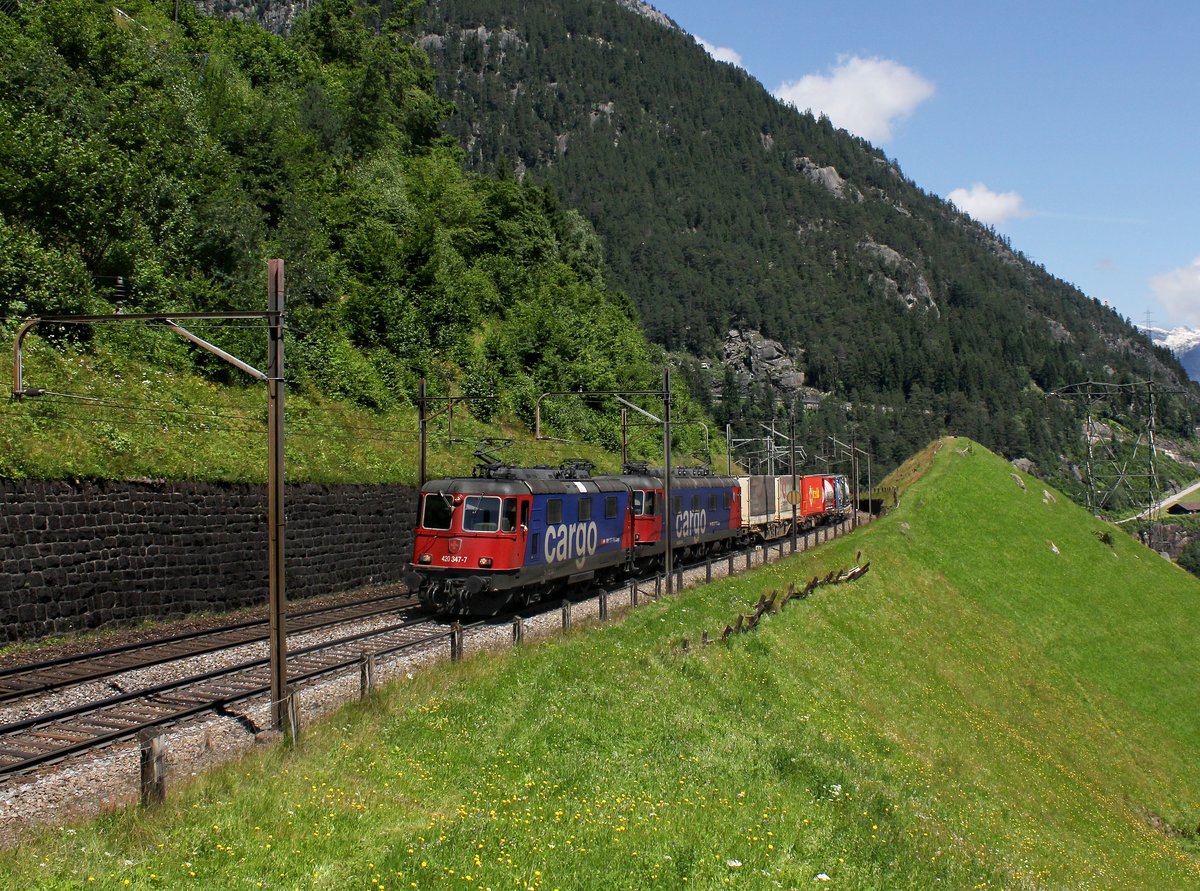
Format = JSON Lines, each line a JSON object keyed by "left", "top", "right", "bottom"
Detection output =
{"left": 418, "top": 0, "right": 1200, "bottom": 487}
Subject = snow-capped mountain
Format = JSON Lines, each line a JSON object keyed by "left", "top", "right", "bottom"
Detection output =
{"left": 1144, "top": 326, "right": 1200, "bottom": 382}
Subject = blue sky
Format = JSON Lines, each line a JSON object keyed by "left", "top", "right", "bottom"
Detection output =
{"left": 644, "top": 0, "right": 1200, "bottom": 330}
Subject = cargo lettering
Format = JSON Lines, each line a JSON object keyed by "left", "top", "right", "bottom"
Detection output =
{"left": 675, "top": 509, "right": 708, "bottom": 538}
{"left": 543, "top": 521, "right": 599, "bottom": 563}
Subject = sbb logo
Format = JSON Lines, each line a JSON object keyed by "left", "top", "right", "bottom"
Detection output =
{"left": 675, "top": 509, "right": 708, "bottom": 538}
{"left": 544, "top": 521, "right": 599, "bottom": 563}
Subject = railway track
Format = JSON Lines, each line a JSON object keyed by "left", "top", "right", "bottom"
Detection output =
{"left": 0, "top": 590, "right": 419, "bottom": 704}
{"left": 0, "top": 613, "right": 466, "bottom": 777}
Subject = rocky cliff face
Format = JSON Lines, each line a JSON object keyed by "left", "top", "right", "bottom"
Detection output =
{"left": 720, "top": 328, "right": 824, "bottom": 409}
{"left": 615, "top": 0, "right": 680, "bottom": 30}
{"left": 1146, "top": 522, "right": 1200, "bottom": 561}
{"left": 856, "top": 237, "right": 939, "bottom": 314}
{"left": 195, "top": 0, "right": 302, "bottom": 34}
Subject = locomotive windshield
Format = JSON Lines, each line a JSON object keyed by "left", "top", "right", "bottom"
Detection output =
{"left": 421, "top": 493, "right": 454, "bottom": 530}
{"left": 462, "top": 495, "right": 502, "bottom": 532}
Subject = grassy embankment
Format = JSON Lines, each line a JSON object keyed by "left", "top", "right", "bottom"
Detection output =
{"left": 0, "top": 334, "right": 657, "bottom": 484}
{"left": 3, "top": 437, "right": 1200, "bottom": 888}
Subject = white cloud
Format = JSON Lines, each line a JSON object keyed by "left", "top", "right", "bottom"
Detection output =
{"left": 696, "top": 37, "right": 743, "bottom": 67}
{"left": 947, "top": 183, "right": 1028, "bottom": 226}
{"left": 773, "top": 55, "right": 934, "bottom": 144}
{"left": 1151, "top": 257, "right": 1200, "bottom": 326}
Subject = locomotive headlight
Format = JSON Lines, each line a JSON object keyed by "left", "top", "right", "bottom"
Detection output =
{"left": 419, "top": 553, "right": 432, "bottom": 564}
{"left": 478, "top": 557, "right": 493, "bottom": 567}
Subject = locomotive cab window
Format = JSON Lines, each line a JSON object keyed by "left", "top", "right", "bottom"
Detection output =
{"left": 605, "top": 495, "right": 618, "bottom": 519}
{"left": 579, "top": 498, "right": 592, "bottom": 521}
{"left": 547, "top": 498, "right": 563, "bottom": 524}
{"left": 708, "top": 494, "right": 717, "bottom": 511}
{"left": 421, "top": 493, "right": 454, "bottom": 530}
{"left": 673, "top": 496, "right": 682, "bottom": 513}
{"left": 691, "top": 495, "right": 700, "bottom": 510}
{"left": 634, "top": 491, "right": 659, "bottom": 516}
{"left": 723, "top": 493, "right": 731, "bottom": 509}
{"left": 501, "top": 497, "right": 518, "bottom": 533}
{"left": 462, "top": 496, "right": 502, "bottom": 533}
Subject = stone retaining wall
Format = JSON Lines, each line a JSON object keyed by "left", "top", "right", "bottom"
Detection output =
{"left": 1146, "top": 522, "right": 1200, "bottom": 561}
{"left": 0, "top": 480, "right": 418, "bottom": 641}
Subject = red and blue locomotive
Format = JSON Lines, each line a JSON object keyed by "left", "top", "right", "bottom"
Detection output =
{"left": 405, "top": 455, "right": 852, "bottom": 614}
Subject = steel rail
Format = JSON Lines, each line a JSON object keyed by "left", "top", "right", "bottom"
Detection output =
{"left": 0, "top": 614, "right": 439, "bottom": 736}
{"left": 0, "top": 615, "right": 479, "bottom": 777}
{"left": 0, "top": 592, "right": 419, "bottom": 702}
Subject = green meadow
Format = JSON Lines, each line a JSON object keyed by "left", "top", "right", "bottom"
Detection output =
{"left": 3, "top": 437, "right": 1200, "bottom": 889}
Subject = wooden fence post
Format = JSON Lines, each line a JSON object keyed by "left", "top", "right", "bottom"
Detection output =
{"left": 512, "top": 616, "right": 524, "bottom": 646}
{"left": 283, "top": 690, "right": 300, "bottom": 742}
{"left": 139, "top": 730, "right": 166, "bottom": 807}
{"left": 561, "top": 599, "right": 572, "bottom": 630}
{"left": 359, "top": 652, "right": 376, "bottom": 698}
{"left": 599, "top": 589, "right": 609, "bottom": 622}
{"left": 450, "top": 622, "right": 464, "bottom": 662}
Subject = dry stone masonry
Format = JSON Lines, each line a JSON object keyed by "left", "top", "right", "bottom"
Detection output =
{"left": 0, "top": 480, "right": 417, "bottom": 641}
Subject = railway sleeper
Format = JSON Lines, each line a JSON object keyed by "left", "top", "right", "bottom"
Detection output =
{"left": 28, "top": 730, "right": 93, "bottom": 744}
{"left": 79, "top": 717, "right": 144, "bottom": 731}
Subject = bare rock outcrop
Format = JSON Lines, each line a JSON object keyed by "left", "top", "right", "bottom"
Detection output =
{"left": 616, "top": 0, "right": 681, "bottom": 31}
{"left": 722, "top": 329, "right": 810, "bottom": 392}
{"left": 857, "top": 238, "right": 939, "bottom": 313}
{"left": 794, "top": 157, "right": 862, "bottom": 202}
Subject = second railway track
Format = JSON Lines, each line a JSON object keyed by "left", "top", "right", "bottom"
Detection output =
{"left": 0, "top": 589, "right": 420, "bottom": 704}
{"left": 0, "top": 612, "right": 465, "bottom": 777}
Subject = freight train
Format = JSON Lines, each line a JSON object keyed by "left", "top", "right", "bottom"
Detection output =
{"left": 404, "top": 457, "right": 853, "bottom": 614}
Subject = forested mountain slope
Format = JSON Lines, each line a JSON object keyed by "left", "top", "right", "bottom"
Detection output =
{"left": 0, "top": 0, "right": 712, "bottom": 480}
{"left": 417, "top": 0, "right": 1199, "bottom": 471}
